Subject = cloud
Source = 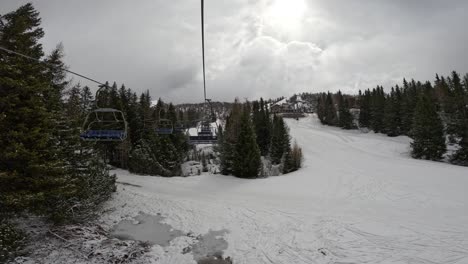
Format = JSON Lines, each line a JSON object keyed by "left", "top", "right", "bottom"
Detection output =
{"left": 1, "top": 0, "right": 467, "bottom": 102}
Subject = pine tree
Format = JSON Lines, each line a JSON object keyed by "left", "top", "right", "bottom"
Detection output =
{"left": 291, "top": 141, "right": 303, "bottom": 171}
{"left": 201, "top": 154, "right": 208, "bottom": 172}
{"left": 47, "top": 42, "right": 116, "bottom": 223}
{"left": 270, "top": 115, "right": 282, "bottom": 164}
{"left": 65, "top": 84, "right": 84, "bottom": 128}
{"left": 138, "top": 90, "right": 152, "bottom": 138}
{"left": 0, "top": 4, "right": 115, "bottom": 223}
{"left": 370, "top": 86, "right": 386, "bottom": 133}
{"left": 283, "top": 141, "right": 303, "bottom": 173}
{"left": 220, "top": 100, "right": 242, "bottom": 175}
{"left": 233, "top": 109, "right": 261, "bottom": 178}
{"left": 316, "top": 93, "right": 326, "bottom": 124}
{"left": 0, "top": 3, "right": 63, "bottom": 217}
{"left": 270, "top": 115, "right": 290, "bottom": 164}
{"left": 325, "top": 92, "right": 338, "bottom": 126}
{"left": 155, "top": 98, "right": 166, "bottom": 120}
{"left": 110, "top": 81, "right": 119, "bottom": 108}
{"left": 359, "top": 89, "right": 371, "bottom": 128}
{"left": 129, "top": 131, "right": 181, "bottom": 176}
{"left": 282, "top": 149, "right": 294, "bottom": 174}
{"left": 449, "top": 72, "right": 468, "bottom": 165}
{"left": 80, "top": 85, "right": 94, "bottom": 113}
{"left": 260, "top": 98, "right": 272, "bottom": 155}
{"left": 400, "top": 79, "right": 419, "bottom": 135}
{"left": 383, "top": 87, "right": 402, "bottom": 136}
{"left": 127, "top": 91, "right": 140, "bottom": 145}
{"left": 44, "top": 43, "right": 69, "bottom": 112}
{"left": 411, "top": 93, "right": 446, "bottom": 160}
{"left": 252, "top": 98, "right": 272, "bottom": 155}
{"left": 167, "top": 103, "right": 177, "bottom": 124}
{"left": 337, "top": 91, "right": 354, "bottom": 129}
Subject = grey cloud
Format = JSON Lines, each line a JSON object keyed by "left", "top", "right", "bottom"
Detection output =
{"left": 1, "top": 0, "right": 467, "bottom": 103}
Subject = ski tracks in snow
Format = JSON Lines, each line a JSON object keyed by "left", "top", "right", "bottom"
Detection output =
{"left": 102, "top": 115, "right": 468, "bottom": 264}
{"left": 114, "top": 181, "right": 468, "bottom": 264}
{"left": 315, "top": 217, "right": 468, "bottom": 264}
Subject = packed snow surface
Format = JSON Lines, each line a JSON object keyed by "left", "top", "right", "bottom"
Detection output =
{"left": 105, "top": 114, "right": 468, "bottom": 264}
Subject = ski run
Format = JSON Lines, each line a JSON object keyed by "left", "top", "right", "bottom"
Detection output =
{"left": 57, "top": 114, "right": 468, "bottom": 264}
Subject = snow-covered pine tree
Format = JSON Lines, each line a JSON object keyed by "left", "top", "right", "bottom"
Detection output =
{"left": 129, "top": 132, "right": 168, "bottom": 176}
{"left": 80, "top": 85, "right": 94, "bottom": 114}
{"left": 0, "top": 3, "right": 66, "bottom": 218}
{"left": 48, "top": 46, "right": 116, "bottom": 223}
{"left": 0, "top": 4, "right": 116, "bottom": 223}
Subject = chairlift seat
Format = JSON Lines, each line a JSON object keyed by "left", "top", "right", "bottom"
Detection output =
{"left": 174, "top": 127, "right": 185, "bottom": 133}
{"left": 198, "top": 131, "right": 212, "bottom": 136}
{"left": 156, "top": 119, "right": 174, "bottom": 135}
{"left": 188, "top": 135, "right": 218, "bottom": 145}
{"left": 156, "top": 128, "right": 174, "bottom": 135}
{"left": 80, "top": 86, "right": 128, "bottom": 142}
{"left": 80, "top": 129, "right": 126, "bottom": 141}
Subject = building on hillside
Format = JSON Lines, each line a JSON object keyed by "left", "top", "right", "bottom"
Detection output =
{"left": 270, "top": 104, "right": 282, "bottom": 114}
{"left": 270, "top": 103, "right": 297, "bottom": 113}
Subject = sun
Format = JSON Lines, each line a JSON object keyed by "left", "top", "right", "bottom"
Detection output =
{"left": 264, "top": 0, "right": 307, "bottom": 33}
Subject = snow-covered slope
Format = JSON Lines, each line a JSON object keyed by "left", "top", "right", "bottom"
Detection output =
{"left": 105, "top": 114, "right": 468, "bottom": 264}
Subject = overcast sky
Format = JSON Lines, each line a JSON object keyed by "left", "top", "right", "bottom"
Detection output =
{"left": 2, "top": 0, "right": 467, "bottom": 103}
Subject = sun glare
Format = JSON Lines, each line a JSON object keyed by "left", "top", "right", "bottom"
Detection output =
{"left": 265, "top": 0, "right": 307, "bottom": 33}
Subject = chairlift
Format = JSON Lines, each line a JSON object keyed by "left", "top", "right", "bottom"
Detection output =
{"left": 174, "top": 121, "right": 186, "bottom": 133}
{"left": 188, "top": 121, "right": 218, "bottom": 144}
{"left": 80, "top": 108, "right": 128, "bottom": 141}
{"left": 80, "top": 84, "right": 128, "bottom": 141}
{"left": 187, "top": 1, "right": 218, "bottom": 145}
{"left": 156, "top": 119, "right": 174, "bottom": 135}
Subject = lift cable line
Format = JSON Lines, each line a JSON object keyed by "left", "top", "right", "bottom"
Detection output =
{"left": 187, "top": 0, "right": 219, "bottom": 145}
{"left": 0, "top": 46, "right": 108, "bottom": 87}
{"left": 201, "top": 0, "right": 207, "bottom": 102}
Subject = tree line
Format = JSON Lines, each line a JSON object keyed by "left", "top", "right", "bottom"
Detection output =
{"left": 219, "top": 99, "right": 303, "bottom": 178}
{"left": 317, "top": 72, "right": 468, "bottom": 165}
{"left": 0, "top": 4, "right": 117, "bottom": 261}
